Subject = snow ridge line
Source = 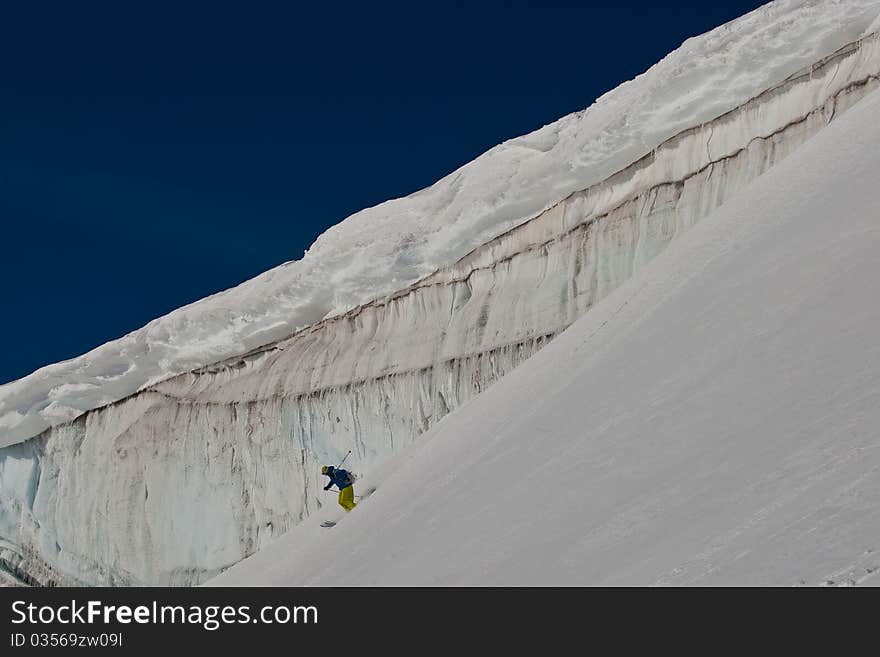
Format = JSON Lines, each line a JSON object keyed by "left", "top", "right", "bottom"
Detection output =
{"left": 161, "top": 29, "right": 880, "bottom": 375}
{"left": 6, "top": 29, "right": 880, "bottom": 446}
{"left": 138, "top": 32, "right": 880, "bottom": 397}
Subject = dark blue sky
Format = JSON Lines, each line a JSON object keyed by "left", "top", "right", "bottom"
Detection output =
{"left": 1, "top": 0, "right": 768, "bottom": 385}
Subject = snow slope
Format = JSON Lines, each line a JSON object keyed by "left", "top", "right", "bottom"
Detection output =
{"left": 212, "top": 83, "right": 880, "bottom": 587}
{"left": 3, "top": 0, "right": 880, "bottom": 449}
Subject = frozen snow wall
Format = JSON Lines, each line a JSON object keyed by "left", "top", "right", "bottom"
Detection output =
{"left": 2, "top": 33, "right": 879, "bottom": 586}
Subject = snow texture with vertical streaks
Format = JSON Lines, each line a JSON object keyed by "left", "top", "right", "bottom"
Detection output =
{"left": 2, "top": 0, "right": 879, "bottom": 448}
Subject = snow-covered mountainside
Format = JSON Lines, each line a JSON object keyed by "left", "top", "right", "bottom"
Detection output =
{"left": 214, "top": 80, "right": 880, "bottom": 587}
{"left": 2, "top": 0, "right": 880, "bottom": 586}
{"left": 1, "top": 0, "right": 878, "bottom": 448}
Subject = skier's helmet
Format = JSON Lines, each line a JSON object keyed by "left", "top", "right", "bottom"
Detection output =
{"left": 321, "top": 465, "right": 330, "bottom": 475}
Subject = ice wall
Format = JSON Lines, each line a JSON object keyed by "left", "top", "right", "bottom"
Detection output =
{"left": 2, "top": 33, "right": 879, "bottom": 586}
{"left": 5, "top": 0, "right": 880, "bottom": 450}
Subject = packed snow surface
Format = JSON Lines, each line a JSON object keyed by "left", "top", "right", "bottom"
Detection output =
{"left": 212, "top": 84, "right": 880, "bottom": 586}
{"left": 2, "top": 0, "right": 880, "bottom": 448}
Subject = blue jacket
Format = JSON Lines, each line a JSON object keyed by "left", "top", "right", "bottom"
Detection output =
{"left": 323, "top": 467, "right": 353, "bottom": 490}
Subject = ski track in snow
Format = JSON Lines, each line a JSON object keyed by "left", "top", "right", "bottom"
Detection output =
{"left": 3, "top": 0, "right": 880, "bottom": 448}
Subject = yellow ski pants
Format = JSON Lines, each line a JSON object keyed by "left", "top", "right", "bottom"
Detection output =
{"left": 338, "top": 485, "right": 357, "bottom": 512}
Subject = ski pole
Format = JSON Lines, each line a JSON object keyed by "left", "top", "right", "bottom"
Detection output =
{"left": 336, "top": 450, "right": 352, "bottom": 469}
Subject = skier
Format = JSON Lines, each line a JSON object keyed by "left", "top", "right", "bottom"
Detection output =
{"left": 321, "top": 465, "right": 357, "bottom": 511}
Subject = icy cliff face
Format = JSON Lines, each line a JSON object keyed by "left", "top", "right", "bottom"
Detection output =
{"left": 213, "top": 80, "right": 880, "bottom": 587}
{"left": 2, "top": 27, "right": 879, "bottom": 586}
{"left": 2, "top": 0, "right": 880, "bottom": 449}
